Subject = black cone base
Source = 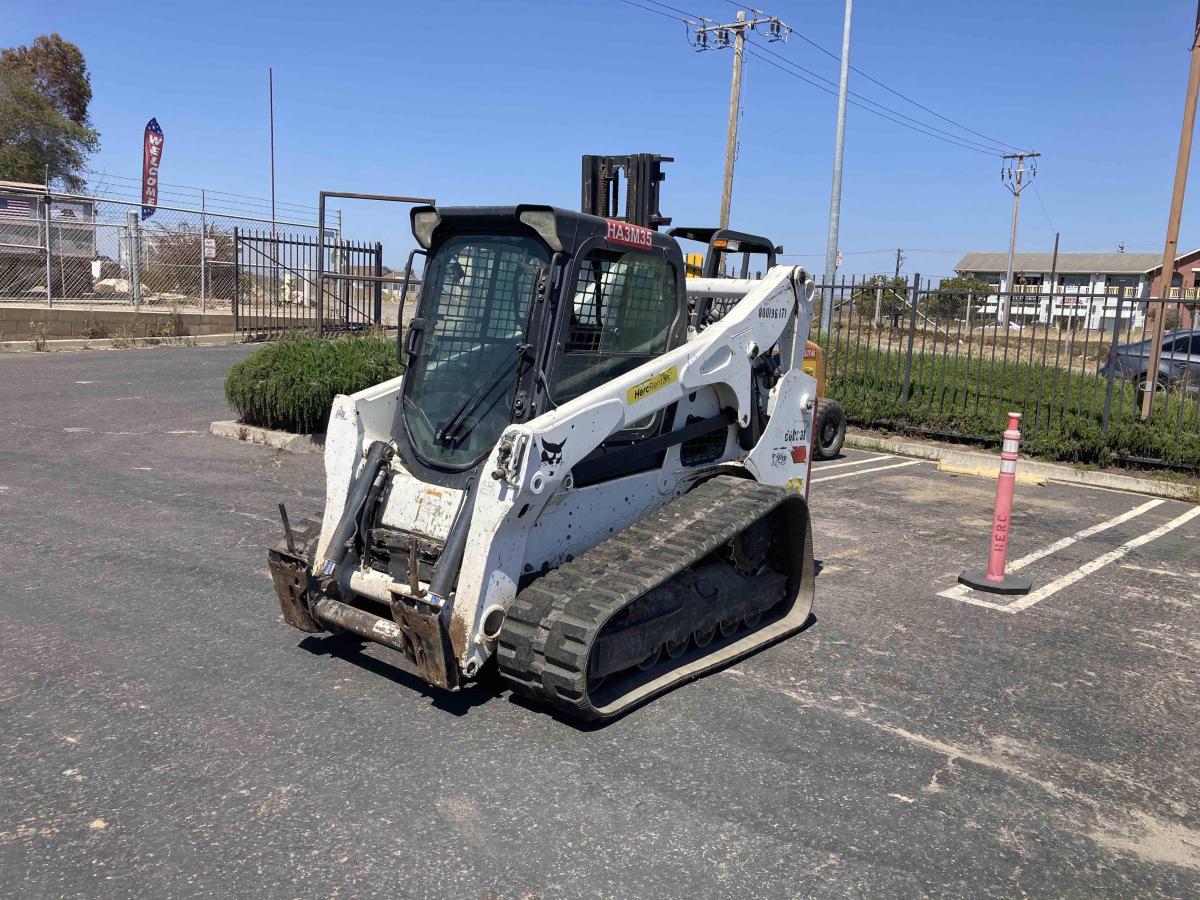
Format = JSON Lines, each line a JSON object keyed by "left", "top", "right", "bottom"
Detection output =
{"left": 958, "top": 568, "right": 1032, "bottom": 595}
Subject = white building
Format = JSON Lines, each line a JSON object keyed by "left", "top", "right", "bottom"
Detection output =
{"left": 951, "top": 250, "right": 1195, "bottom": 330}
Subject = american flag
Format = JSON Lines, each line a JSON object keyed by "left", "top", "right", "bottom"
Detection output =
{"left": 0, "top": 197, "right": 33, "bottom": 219}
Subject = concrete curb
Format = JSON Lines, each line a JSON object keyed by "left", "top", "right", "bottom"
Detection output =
{"left": 209, "top": 420, "right": 324, "bottom": 454}
{"left": 845, "top": 431, "right": 1199, "bottom": 503}
{"left": 0, "top": 332, "right": 245, "bottom": 353}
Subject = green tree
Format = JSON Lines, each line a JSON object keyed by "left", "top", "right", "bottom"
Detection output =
{"left": 921, "top": 274, "right": 993, "bottom": 320}
{"left": 0, "top": 35, "right": 98, "bottom": 191}
{"left": 851, "top": 276, "right": 908, "bottom": 323}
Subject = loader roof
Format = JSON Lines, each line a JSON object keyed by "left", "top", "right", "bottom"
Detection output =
{"left": 410, "top": 204, "right": 683, "bottom": 260}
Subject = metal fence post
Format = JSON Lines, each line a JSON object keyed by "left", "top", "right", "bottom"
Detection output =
{"left": 373, "top": 241, "right": 383, "bottom": 326}
{"left": 128, "top": 210, "right": 142, "bottom": 308}
{"left": 232, "top": 226, "right": 240, "bottom": 332}
{"left": 199, "top": 189, "right": 207, "bottom": 313}
{"left": 316, "top": 203, "right": 326, "bottom": 339}
{"left": 1101, "top": 294, "right": 1124, "bottom": 434}
{"left": 900, "top": 273, "right": 920, "bottom": 408}
{"left": 43, "top": 196, "right": 53, "bottom": 308}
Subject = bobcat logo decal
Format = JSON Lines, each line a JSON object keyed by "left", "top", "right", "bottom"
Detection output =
{"left": 540, "top": 437, "right": 567, "bottom": 467}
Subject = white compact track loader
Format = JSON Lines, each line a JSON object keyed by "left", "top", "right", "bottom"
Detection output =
{"left": 269, "top": 200, "right": 819, "bottom": 720}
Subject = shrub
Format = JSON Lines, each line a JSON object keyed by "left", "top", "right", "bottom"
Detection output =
{"left": 224, "top": 333, "right": 402, "bottom": 434}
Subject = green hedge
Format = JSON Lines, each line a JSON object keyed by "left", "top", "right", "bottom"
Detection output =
{"left": 225, "top": 333, "right": 402, "bottom": 434}
{"left": 822, "top": 342, "right": 1200, "bottom": 469}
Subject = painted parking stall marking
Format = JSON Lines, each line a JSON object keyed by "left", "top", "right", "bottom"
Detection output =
{"left": 940, "top": 500, "right": 1198, "bottom": 613}
{"left": 814, "top": 453, "right": 895, "bottom": 471}
{"left": 811, "top": 459, "right": 922, "bottom": 484}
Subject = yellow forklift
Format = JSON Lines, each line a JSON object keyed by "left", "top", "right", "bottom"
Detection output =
{"left": 670, "top": 226, "right": 847, "bottom": 459}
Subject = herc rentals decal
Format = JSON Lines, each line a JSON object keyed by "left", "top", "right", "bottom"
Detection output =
{"left": 626, "top": 365, "right": 678, "bottom": 405}
{"left": 141, "top": 118, "right": 164, "bottom": 220}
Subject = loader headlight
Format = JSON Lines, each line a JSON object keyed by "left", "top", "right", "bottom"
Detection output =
{"left": 411, "top": 208, "right": 441, "bottom": 248}
{"left": 518, "top": 209, "right": 562, "bottom": 252}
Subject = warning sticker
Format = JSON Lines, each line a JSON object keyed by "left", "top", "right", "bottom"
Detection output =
{"left": 626, "top": 365, "right": 678, "bottom": 405}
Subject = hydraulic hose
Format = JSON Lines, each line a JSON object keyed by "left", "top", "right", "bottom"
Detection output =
{"left": 321, "top": 440, "right": 393, "bottom": 574}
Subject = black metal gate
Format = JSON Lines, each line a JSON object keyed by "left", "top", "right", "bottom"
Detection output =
{"left": 232, "top": 227, "right": 383, "bottom": 337}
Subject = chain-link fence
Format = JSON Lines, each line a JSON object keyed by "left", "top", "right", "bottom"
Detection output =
{"left": 0, "top": 188, "right": 322, "bottom": 311}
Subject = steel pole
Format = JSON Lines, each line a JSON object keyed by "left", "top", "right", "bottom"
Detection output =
{"left": 1142, "top": 4, "right": 1200, "bottom": 420}
{"left": 269, "top": 67, "right": 277, "bottom": 232}
{"left": 128, "top": 210, "right": 142, "bottom": 308}
{"left": 199, "top": 189, "right": 207, "bottom": 313}
{"left": 821, "top": 0, "right": 853, "bottom": 333}
{"left": 719, "top": 10, "right": 747, "bottom": 230}
{"left": 316, "top": 194, "right": 325, "bottom": 338}
{"left": 43, "top": 195, "right": 53, "bottom": 308}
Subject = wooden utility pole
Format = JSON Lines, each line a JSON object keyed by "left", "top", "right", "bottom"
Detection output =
{"left": 692, "top": 9, "right": 790, "bottom": 229}
{"left": 719, "top": 11, "right": 746, "bottom": 230}
{"left": 1142, "top": 3, "right": 1200, "bottom": 420}
{"left": 999, "top": 151, "right": 1040, "bottom": 327}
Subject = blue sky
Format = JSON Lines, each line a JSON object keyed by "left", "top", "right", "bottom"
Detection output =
{"left": 7, "top": 0, "right": 1200, "bottom": 276}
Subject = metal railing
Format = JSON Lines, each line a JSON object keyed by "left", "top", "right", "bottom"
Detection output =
{"left": 812, "top": 275, "right": 1200, "bottom": 470}
{"left": 232, "top": 228, "right": 383, "bottom": 337}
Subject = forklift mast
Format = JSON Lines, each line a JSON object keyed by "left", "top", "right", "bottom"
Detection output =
{"left": 580, "top": 154, "right": 673, "bottom": 230}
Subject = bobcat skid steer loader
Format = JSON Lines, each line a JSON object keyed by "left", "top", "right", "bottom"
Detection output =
{"left": 269, "top": 204, "right": 818, "bottom": 721}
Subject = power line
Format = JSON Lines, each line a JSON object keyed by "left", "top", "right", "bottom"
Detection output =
{"left": 613, "top": 0, "right": 691, "bottom": 24}
{"left": 743, "top": 46, "right": 1003, "bottom": 156}
{"left": 746, "top": 38, "right": 1010, "bottom": 155}
{"left": 639, "top": 0, "right": 706, "bottom": 20}
{"left": 609, "top": 0, "right": 1017, "bottom": 158}
{"left": 716, "top": 0, "right": 1028, "bottom": 153}
{"left": 1031, "top": 180, "right": 1057, "bottom": 234}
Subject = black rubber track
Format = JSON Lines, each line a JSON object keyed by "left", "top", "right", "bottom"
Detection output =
{"left": 497, "top": 475, "right": 813, "bottom": 721}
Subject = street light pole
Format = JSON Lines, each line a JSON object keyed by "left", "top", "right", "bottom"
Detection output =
{"left": 820, "top": 0, "right": 853, "bottom": 333}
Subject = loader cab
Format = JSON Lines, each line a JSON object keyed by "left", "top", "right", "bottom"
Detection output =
{"left": 398, "top": 205, "right": 687, "bottom": 486}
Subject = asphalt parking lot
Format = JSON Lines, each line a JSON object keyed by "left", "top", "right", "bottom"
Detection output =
{"left": 2, "top": 344, "right": 1198, "bottom": 898}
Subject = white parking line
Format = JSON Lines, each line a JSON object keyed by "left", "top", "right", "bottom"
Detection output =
{"left": 811, "top": 459, "right": 922, "bottom": 484}
{"left": 939, "top": 499, "right": 1163, "bottom": 608}
{"left": 941, "top": 503, "right": 1200, "bottom": 613}
{"left": 813, "top": 454, "right": 894, "bottom": 471}
{"left": 999, "top": 498, "right": 1164, "bottom": 573}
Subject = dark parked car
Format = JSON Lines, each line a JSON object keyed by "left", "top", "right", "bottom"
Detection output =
{"left": 1100, "top": 328, "right": 1200, "bottom": 395}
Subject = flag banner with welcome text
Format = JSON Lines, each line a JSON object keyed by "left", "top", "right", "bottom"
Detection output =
{"left": 141, "top": 118, "right": 164, "bottom": 220}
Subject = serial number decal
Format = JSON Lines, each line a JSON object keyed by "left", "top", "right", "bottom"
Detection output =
{"left": 757, "top": 306, "right": 788, "bottom": 319}
{"left": 606, "top": 219, "right": 654, "bottom": 250}
{"left": 626, "top": 365, "right": 678, "bottom": 405}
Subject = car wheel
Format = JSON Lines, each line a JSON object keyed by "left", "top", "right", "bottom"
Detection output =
{"left": 813, "top": 398, "right": 847, "bottom": 460}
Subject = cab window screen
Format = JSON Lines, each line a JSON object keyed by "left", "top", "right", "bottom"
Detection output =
{"left": 555, "top": 249, "right": 677, "bottom": 404}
